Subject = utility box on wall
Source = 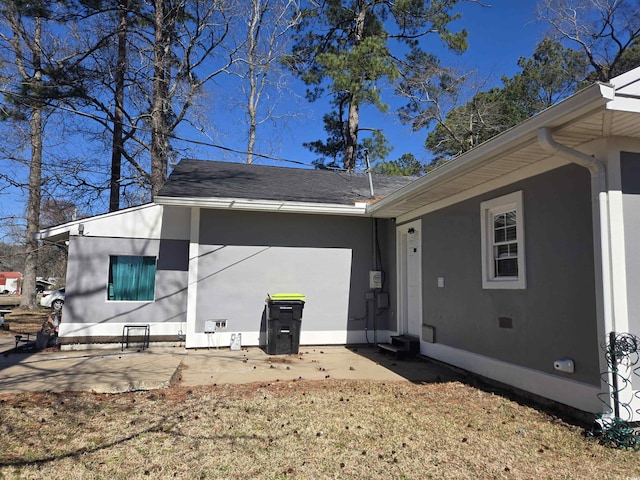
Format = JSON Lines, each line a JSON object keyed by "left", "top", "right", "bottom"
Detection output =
{"left": 422, "top": 324, "right": 435, "bottom": 343}
{"left": 369, "top": 270, "right": 382, "bottom": 289}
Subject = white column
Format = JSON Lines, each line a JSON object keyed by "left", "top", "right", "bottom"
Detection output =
{"left": 185, "top": 207, "right": 200, "bottom": 348}
{"left": 606, "top": 146, "right": 629, "bottom": 334}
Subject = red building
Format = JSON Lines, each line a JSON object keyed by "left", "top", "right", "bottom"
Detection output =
{"left": 0, "top": 272, "right": 22, "bottom": 294}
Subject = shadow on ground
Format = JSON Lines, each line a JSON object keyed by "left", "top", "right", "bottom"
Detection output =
{"left": 346, "top": 345, "right": 463, "bottom": 384}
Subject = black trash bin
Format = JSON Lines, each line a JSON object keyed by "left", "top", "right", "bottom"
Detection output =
{"left": 266, "top": 293, "right": 305, "bottom": 355}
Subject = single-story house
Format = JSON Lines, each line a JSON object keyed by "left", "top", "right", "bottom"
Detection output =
{"left": 39, "top": 66, "right": 640, "bottom": 421}
{"left": 39, "top": 164, "right": 413, "bottom": 351}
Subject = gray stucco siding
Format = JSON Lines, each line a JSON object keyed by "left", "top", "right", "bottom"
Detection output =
{"left": 196, "top": 209, "right": 392, "bottom": 336}
{"left": 65, "top": 235, "right": 189, "bottom": 326}
{"left": 418, "top": 164, "right": 600, "bottom": 385}
{"left": 621, "top": 151, "right": 640, "bottom": 195}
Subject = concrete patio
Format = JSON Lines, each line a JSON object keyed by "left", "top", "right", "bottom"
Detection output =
{"left": 0, "top": 334, "right": 459, "bottom": 394}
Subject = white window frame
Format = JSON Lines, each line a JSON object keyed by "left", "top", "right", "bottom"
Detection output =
{"left": 480, "top": 191, "right": 526, "bottom": 289}
{"left": 107, "top": 255, "right": 157, "bottom": 302}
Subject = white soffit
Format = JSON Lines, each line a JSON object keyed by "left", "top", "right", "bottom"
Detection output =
{"left": 369, "top": 80, "right": 640, "bottom": 221}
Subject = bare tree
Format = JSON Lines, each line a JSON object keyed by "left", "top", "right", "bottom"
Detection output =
{"left": 146, "top": 0, "right": 237, "bottom": 196}
{"left": 150, "top": 0, "right": 173, "bottom": 197}
{"left": 63, "top": 0, "right": 238, "bottom": 202}
{"left": 0, "top": 1, "right": 47, "bottom": 309}
{"left": 230, "top": 0, "right": 301, "bottom": 164}
{"left": 538, "top": 0, "right": 640, "bottom": 81}
{"left": 0, "top": 1, "right": 100, "bottom": 306}
{"left": 65, "top": 1, "right": 153, "bottom": 210}
{"left": 110, "top": 0, "right": 129, "bottom": 211}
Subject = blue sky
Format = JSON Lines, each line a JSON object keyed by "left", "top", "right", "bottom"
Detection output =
{"left": 205, "top": 0, "right": 548, "bottom": 169}
{"left": 1, "top": 1, "right": 549, "bottom": 236}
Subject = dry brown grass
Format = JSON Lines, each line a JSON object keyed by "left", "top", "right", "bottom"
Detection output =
{"left": 1, "top": 311, "right": 638, "bottom": 477}
{"left": 1, "top": 378, "right": 639, "bottom": 479}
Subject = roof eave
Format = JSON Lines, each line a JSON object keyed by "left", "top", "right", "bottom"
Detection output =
{"left": 154, "top": 195, "right": 369, "bottom": 216}
{"left": 368, "top": 82, "right": 615, "bottom": 217}
{"left": 37, "top": 203, "right": 157, "bottom": 241}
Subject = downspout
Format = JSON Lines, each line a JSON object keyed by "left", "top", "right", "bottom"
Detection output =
{"left": 538, "top": 127, "right": 616, "bottom": 412}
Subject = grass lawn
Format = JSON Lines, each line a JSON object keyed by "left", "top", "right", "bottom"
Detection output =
{"left": 1, "top": 310, "right": 639, "bottom": 479}
{"left": 1, "top": 381, "right": 640, "bottom": 478}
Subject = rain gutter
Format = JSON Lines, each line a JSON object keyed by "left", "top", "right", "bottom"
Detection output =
{"left": 538, "top": 127, "right": 615, "bottom": 414}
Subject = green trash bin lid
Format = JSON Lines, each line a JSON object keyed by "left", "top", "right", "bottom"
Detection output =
{"left": 269, "top": 293, "right": 306, "bottom": 301}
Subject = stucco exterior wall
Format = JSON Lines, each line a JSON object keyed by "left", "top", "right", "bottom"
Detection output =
{"left": 59, "top": 206, "right": 191, "bottom": 342}
{"left": 415, "top": 164, "right": 600, "bottom": 386}
{"left": 59, "top": 204, "right": 395, "bottom": 346}
{"left": 195, "top": 209, "right": 394, "bottom": 344}
{"left": 62, "top": 236, "right": 189, "bottom": 329}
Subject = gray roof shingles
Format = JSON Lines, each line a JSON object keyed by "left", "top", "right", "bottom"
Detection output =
{"left": 156, "top": 159, "right": 415, "bottom": 206}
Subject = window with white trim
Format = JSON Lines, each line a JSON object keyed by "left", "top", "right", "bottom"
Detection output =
{"left": 480, "top": 191, "right": 526, "bottom": 289}
{"left": 107, "top": 255, "right": 157, "bottom": 301}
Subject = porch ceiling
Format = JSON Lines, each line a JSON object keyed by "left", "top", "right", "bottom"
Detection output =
{"left": 369, "top": 82, "right": 640, "bottom": 221}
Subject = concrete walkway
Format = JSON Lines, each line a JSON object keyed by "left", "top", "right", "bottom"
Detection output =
{"left": 0, "top": 334, "right": 458, "bottom": 395}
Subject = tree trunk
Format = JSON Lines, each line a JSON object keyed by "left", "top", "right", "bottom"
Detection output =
{"left": 151, "top": 0, "right": 170, "bottom": 197}
{"left": 246, "top": 0, "right": 260, "bottom": 164}
{"left": 20, "top": 16, "right": 43, "bottom": 310}
{"left": 109, "top": 0, "right": 128, "bottom": 211}
{"left": 247, "top": 115, "right": 257, "bottom": 164}
{"left": 343, "top": 3, "right": 366, "bottom": 171}
{"left": 344, "top": 99, "right": 359, "bottom": 171}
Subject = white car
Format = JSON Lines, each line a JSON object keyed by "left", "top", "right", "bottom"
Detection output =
{"left": 40, "top": 288, "right": 65, "bottom": 310}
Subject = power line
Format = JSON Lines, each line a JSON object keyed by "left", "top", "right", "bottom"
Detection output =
{"left": 0, "top": 88, "right": 317, "bottom": 168}
{"left": 169, "top": 133, "right": 314, "bottom": 167}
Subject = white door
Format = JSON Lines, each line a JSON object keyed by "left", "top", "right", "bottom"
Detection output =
{"left": 397, "top": 221, "right": 422, "bottom": 337}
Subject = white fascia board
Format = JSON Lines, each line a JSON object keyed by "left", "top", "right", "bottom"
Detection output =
{"left": 609, "top": 66, "right": 640, "bottom": 92}
{"left": 154, "top": 195, "right": 368, "bottom": 216}
{"left": 368, "top": 82, "right": 615, "bottom": 217}
{"left": 37, "top": 203, "right": 158, "bottom": 241}
{"left": 605, "top": 95, "right": 640, "bottom": 113}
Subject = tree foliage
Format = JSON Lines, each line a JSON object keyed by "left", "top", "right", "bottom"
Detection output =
{"left": 412, "top": 0, "right": 640, "bottom": 165}
{"left": 289, "top": 0, "right": 469, "bottom": 171}
{"left": 502, "top": 37, "right": 589, "bottom": 109}
{"left": 303, "top": 108, "right": 391, "bottom": 169}
{"left": 423, "top": 38, "right": 589, "bottom": 160}
{"left": 370, "top": 153, "right": 424, "bottom": 176}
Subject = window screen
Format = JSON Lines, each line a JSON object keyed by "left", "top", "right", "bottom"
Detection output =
{"left": 493, "top": 210, "right": 518, "bottom": 277}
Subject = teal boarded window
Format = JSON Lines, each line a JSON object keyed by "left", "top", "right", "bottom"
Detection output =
{"left": 107, "top": 256, "right": 156, "bottom": 301}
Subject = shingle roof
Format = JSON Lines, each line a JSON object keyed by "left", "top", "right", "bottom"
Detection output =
{"left": 157, "top": 159, "right": 415, "bottom": 206}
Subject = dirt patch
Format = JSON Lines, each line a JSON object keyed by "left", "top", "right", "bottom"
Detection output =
{"left": 1, "top": 380, "right": 639, "bottom": 479}
{"left": 267, "top": 356, "right": 297, "bottom": 364}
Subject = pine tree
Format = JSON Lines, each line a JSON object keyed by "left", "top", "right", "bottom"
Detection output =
{"left": 289, "top": 0, "right": 467, "bottom": 171}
